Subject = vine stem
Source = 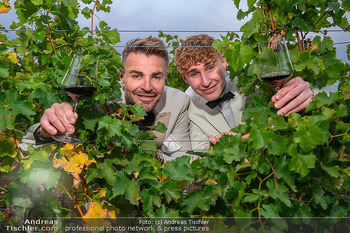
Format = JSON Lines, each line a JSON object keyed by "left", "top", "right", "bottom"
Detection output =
{"left": 266, "top": 3, "right": 276, "bottom": 33}
{"left": 329, "top": 129, "right": 349, "bottom": 144}
{"left": 73, "top": 187, "right": 84, "bottom": 217}
{"left": 46, "top": 11, "right": 56, "bottom": 54}
{"left": 263, "top": 150, "right": 279, "bottom": 191}
{"left": 91, "top": 0, "right": 99, "bottom": 36}
{"left": 293, "top": 25, "right": 304, "bottom": 52}
{"left": 259, "top": 1, "right": 269, "bottom": 35}
{"left": 80, "top": 165, "right": 89, "bottom": 202}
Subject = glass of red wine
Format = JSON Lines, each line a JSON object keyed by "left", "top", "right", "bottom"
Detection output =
{"left": 52, "top": 55, "right": 98, "bottom": 144}
{"left": 257, "top": 38, "right": 293, "bottom": 91}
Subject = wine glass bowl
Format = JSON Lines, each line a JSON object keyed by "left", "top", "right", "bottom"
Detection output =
{"left": 257, "top": 38, "right": 293, "bottom": 90}
{"left": 52, "top": 55, "right": 98, "bottom": 144}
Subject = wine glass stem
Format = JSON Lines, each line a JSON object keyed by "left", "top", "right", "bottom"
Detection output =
{"left": 73, "top": 101, "right": 79, "bottom": 113}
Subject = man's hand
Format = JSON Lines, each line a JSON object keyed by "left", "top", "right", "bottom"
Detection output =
{"left": 272, "top": 76, "right": 313, "bottom": 116}
{"left": 40, "top": 102, "right": 78, "bottom": 137}
{"left": 209, "top": 131, "right": 249, "bottom": 146}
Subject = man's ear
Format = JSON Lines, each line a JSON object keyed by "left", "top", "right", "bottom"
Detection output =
{"left": 221, "top": 57, "right": 228, "bottom": 70}
{"left": 180, "top": 73, "right": 188, "bottom": 84}
{"left": 119, "top": 68, "right": 126, "bottom": 90}
{"left": 119, "top": 68, "right": 124, "bottom": 81}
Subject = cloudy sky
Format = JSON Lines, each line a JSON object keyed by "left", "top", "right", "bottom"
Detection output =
{"left": 0, "top": 0, "right": 349, "bottom": 63}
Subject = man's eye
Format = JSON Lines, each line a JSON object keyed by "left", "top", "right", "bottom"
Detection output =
{"left": 154, "top": 76, "right": 161, "bottom": 80}
{"left": 190, "top": 72, "right": 198, "bottom": 77}
{"left": 133, "top": 74, "right": 140, "bottom": 79}
{"left": 207, "top": 66, "right": 214, "bottom": 71}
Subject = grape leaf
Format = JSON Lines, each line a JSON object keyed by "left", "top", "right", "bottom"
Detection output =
{"left": 163, "top": 156, "right": 195, "bottom": 181}
{"left": 20, "top": 161, "right": 60, "bottom": 189}
{"left": 293, "top": 123, "right": 326, "bottom": 152}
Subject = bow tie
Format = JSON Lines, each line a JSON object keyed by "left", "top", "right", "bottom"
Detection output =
{"left": 133, "top": 111, "right": 156, "bottom": 131}
{"left": 206, "top": 91, "right": 235, "bottom": 109}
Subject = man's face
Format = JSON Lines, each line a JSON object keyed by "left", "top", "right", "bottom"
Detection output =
{"left": 182, "top": 56, "right": 227, "bottom": 101}
{"left": 120, "top": 53, "right": 167, "bottom": 112}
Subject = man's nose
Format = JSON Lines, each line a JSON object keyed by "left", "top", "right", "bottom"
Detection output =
{"left": 142, "top": 78, "right": 152, "bottom": 92}
{"left": 201, "top": 73, "right": 211, "bottom": 87}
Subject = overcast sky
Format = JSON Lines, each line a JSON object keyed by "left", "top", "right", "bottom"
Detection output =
{"left": 0, "top": 0, "right": 349, "bottom": 63}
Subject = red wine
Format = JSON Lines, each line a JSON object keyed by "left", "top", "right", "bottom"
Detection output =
{"left": 65, "top": 86, "right": 96, "bottom": 102}
{"left": 260, "top": 74, "right": 291, "bottom": 82}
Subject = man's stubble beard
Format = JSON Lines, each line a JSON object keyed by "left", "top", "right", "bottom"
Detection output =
{"left": 124, "top": 90, "right": 161, "bottom": 113}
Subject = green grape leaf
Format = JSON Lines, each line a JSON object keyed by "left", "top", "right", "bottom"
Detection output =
{"left": 307, "top": 56, "right": 325, "bottom": 75}
{"left": 31, "top": 87, "right": 61, "bottom": 109}
{"left": 328, "top": 2, "right": 340, "bottom": 13}
{"left": 20, "top": 161, "right": 60, "bottom": 189}
{"left": 343, "top": 0, "right": 350, "bottom": 10}
{"left": 160, "top": 180, "right": 182, "bottom": 203}
{"left": 110, "top": 170, "right": 141, "bottom": 205}
{"left": 289, "top": 153, "right": 316, "bottom": 177}
{"left": 260, "top": 204, "right": 280, "bottom": 217}
{"left": 248, "top": 123, "right": 270, "bottom": 149}
{"left": 0, "top": 63, "right": 9, "bottom": 78}
{"left": 293, "top": 123, "right": 326, "bottom": 152}
{"left": 242, "top": 194, "right": 259, "bottom": 203}
{"left": 183, "top": 184, "right": 218, "bottom": 213}
{"left": 321, "top": 164, "right": 341, "bottom": 178}
{"left": 0, "top": 90, "right": 35, "bottom": 130}
{"left": 163, "top": 156, "right": 195, "bottom": 181}
{"left": 97, "top": 116, "right": 122, "bottom": 137}
{"left": 98, "top": 160, "right": 117, "bottom": 185}
{"left": 313, "top": 184, "right": 328, "bottom": 210}
{"left": 266, "top": 181, "right": 291, "bottom": 207}
{"left": 141, "top": 189, "right": 161, "bottom": 213}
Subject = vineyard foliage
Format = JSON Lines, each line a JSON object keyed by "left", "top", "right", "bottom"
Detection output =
{"left": 0, "top": 0, "right": 349, "bottom": 227}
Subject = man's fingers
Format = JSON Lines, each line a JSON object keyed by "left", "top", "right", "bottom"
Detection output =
{"left": 40, "top": 115, "right": 58, "bottom": 135}
{"left": 61, "top": 102, "right": 77, "bottom": 124}
{"left": 278, "top": 95, "right": 313, "bottom": 116}
{"left": 40, "top": 103, "right": 77, "bottom": 135}
{"left": 209, "top": 131, "right": 249, "bottom": 146}
{"left": 271, "top": 76, "right": 313, "bottom": 116}
{"left": 274, "top": 77, "right": 310, "bottom": 108}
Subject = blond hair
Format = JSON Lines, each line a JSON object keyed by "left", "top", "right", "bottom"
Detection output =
{"left": 174, "top": 34, "right": 220, "bottom": 73}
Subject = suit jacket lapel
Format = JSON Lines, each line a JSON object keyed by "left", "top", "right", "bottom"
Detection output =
{"left": 191, "top": 94, "right": 231, "bottom": 133}
{"left": 228, "top": 80, "right": 245, "bottom": 126}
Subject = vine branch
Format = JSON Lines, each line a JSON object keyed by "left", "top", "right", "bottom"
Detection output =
{"left": 73, "top": 187, "right": 84, "bottom": 217}
{"left": 266, "top": 3, "right": 276, "bottom": 34}
{"left": 91, "top": 0, "right": 99, "bottom": 36}
{"left": 263, "top": 150, "right": 279, "bottom": 191}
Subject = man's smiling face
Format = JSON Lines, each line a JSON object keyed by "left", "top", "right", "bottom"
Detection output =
{"left": 182, "top": 56, "right": 227, "bottom": 101}
{"left": 120, "top": 52, "right": 167, "bottom": 112}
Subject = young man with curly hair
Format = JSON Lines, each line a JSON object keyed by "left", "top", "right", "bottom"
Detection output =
{"left": 174, "top": 34, "right": 314, "bottom": 150}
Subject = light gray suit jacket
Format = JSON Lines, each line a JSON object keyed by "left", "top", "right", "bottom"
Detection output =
{"left": 185, "top": 78, "right": 249, "bottom": 150}
{"left": 20, "top": 86, "right": 192, "bottom": 162}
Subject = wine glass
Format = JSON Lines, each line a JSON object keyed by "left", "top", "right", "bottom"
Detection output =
{"left": 257, "top": 38, "right": 293, "bottom": 91}
{"left": 52, "top": 55, "right": 98, "bottom": 144}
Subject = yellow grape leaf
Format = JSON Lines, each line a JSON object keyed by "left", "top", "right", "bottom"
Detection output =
{"left": 5, "top": 51, "right": 20, "bottom": 64}
{"left": 53, "top": 144, "right": 96, "bottom": 174}
{"left": 84, "top": 201, "right": 117, "bottom": 218}
{"left": 83, "top": 201, "right": 119, "bottom": 233}
{"left": 0, "top": 0, "right": 11, "bottom": 14}
{"left": 0, "top": 132, "right": 17, "bottom": 159}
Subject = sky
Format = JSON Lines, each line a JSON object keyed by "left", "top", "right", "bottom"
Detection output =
{"left": 0, "top": 0, "right": 349, "bottom": 63}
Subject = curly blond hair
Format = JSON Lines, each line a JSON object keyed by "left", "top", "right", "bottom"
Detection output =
{"left": 174, "top": 34, "right": 220, "bottom": 73}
